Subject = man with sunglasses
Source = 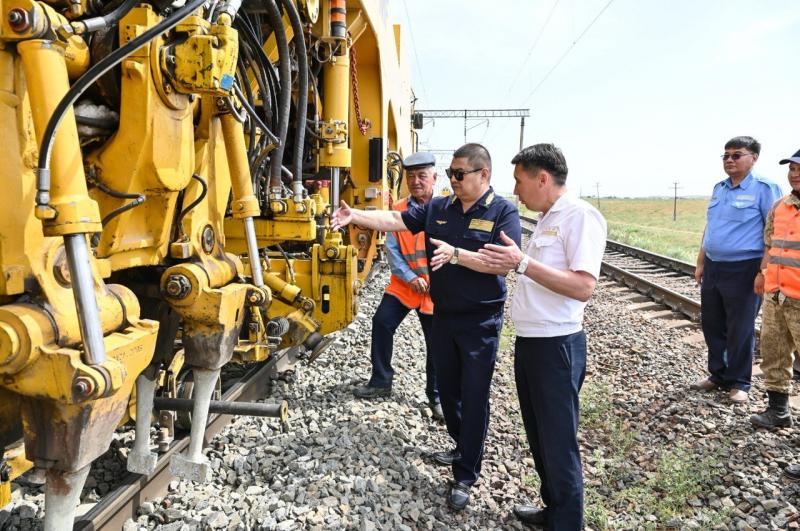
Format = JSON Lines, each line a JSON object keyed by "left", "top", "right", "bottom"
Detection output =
{"left": 692, "top": 136, "right": 782, "bottom": 402}
{"left": 331, "top": 143, "right": 521, "bottom": 511}
{"left": 352, "top": 152, "right": 443, "bottom": 423}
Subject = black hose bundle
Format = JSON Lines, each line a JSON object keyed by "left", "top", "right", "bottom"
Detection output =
{"left": 260, "top": 0, "right": 291, "bottom": 190}
{"left": 278, "top": 0, "right": 308, "bottom": 184}
{"left": 36, "top": 0, "right": 209, "bottom": 208}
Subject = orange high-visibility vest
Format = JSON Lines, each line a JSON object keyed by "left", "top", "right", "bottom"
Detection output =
{"left": 384, "top": 197, "right": 434, "bottom": 315}
{"left": 765, "top": 198, "right": 800, "bottom": 299}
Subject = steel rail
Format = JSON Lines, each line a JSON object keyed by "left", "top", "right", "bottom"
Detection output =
{"left": 601, "top": 262, "right": 701, "bottom": 321}
{"left": 73, "top": 360, "right": 278, "bottom": 531}
{"left": 519, "top": 214, "right": 701, "bottom": 321}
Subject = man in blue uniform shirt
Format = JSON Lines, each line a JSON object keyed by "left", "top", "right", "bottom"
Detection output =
{"left": 692, "top": 136, "right": 782, "bottom": 402}
{"left": 331, "top": 143, "right": 521, "bottom": 511}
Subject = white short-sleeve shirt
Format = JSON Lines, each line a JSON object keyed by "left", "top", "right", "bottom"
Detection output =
{"left": 511, "top": 193, "right": 607, "bottom": 337}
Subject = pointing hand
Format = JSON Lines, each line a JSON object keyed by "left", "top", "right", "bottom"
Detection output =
{"left": 330, "top": 201, "right": 352, "bottom": 232}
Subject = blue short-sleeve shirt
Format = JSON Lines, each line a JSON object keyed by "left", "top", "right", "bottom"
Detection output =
{"left": 702, "top": 173, "right": 783, "bottom": 262}
{"left": 401, "top": 187, "right": 522, "bottom": 314}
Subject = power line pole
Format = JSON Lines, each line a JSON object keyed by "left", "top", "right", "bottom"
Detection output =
{"left": 519, "top": 116, "right": 525, "bottom": 152}
{"left": 595, "top": 182, "right": 601, "bottom": 210}
{"left": 671, "top": 182, "right": 682, "bottom": 221}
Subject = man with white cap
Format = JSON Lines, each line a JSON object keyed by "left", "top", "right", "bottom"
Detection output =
{"left": 353, "top": 152, "right": 443, "bottom": 422}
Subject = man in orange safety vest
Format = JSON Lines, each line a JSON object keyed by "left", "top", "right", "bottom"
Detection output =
{"left": 353, "top": 152, "right": 443, "bottom": 421}
{"left": 751, "top": 148, "right": 800, "bottom": 437}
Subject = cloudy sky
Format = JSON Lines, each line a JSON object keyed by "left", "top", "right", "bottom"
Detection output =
{"left": 387, "top": 0, "right": 799, "bottom": 198}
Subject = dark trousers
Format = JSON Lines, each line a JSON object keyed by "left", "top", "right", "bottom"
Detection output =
{"left": 368, "top": 294, "right": 438, "bottom": 404}
{"left": 701, "top": 256, "right": 762, "bottom": 392}
{"left": 515, "top": 332, "right": 587, "bottom": 531}
{"left": 431, "top": 310, "right": 502, "bottom": 486}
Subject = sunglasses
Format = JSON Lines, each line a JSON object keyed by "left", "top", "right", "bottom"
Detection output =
{"left": 445, "top": 167, "right": 483, "bottom": 181}
{"left": 721, "top": 152, "right": 753, "bottom": 161}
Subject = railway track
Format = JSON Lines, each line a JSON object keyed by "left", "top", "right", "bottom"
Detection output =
{"left": 60, "top": 263, "right": 388, "bottom": 529}
{"left": 72, "top": 360, "right": 281, "bottom": 530}
{"left": 520, "top": 215, "right": 702, "bottom": 321}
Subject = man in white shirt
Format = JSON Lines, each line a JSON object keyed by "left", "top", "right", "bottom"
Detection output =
{"left": 479, "top": 143, "right": 607, "bottom": 530}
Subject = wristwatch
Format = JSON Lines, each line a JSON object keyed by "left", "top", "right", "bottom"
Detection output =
{"left": 449, "top": 247, "right": 460, "bottom": 265}
{"left": 516, "top": 255, "right": 530, "bottom": 274}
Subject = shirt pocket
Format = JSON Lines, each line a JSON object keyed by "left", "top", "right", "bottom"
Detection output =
{"left": 531, "top": 235, "right": 558, "bottom": 259}
{"left": 721, "top": 200, "right": 760, "bottom": 222}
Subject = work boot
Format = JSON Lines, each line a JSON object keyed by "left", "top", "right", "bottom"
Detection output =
{"left": 429, "top": 401, "right": 444, "bottom": 422}
{"left": 352, "top": 384, "right": 391, "bottom": 399}
{"left": 750, "top": 391, "right": 792, "bottom": 429}
{"left": 784, "top": 464, "right": 800, "bottom": 481}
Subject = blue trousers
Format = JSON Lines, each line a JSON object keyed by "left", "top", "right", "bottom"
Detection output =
{"left": 515, "top": 332, "right": 586, "bottom": 531}
{"left": 432, "top": 310, "right": 502, "bottom": 486}
{"left": 368, "top": 294, "right": 438, "bottom": 404}
{"left": 701, "top": 257, "right": 762, "bottom": 391}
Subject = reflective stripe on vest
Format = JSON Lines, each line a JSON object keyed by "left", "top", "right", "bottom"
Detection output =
{"left": 765, "top": 198, "right": 800, "bottom": 299}
{"left": 384, "top": 197, "right": 434, "bottom": 314}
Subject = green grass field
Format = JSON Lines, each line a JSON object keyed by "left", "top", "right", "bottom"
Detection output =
{"left": 523, "top": 197, "right": 708, "bottom": 263}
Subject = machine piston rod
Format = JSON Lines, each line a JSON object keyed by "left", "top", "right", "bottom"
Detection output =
{"left": 154, "top": 397, "right": 288, "bottom": 420}
{"left": 243, "top": 217, "right": 264, "bottom": 288}
{"left": 64, "top": 234, "right": 106, "bottom": 365}
{"left": 331, "top": 167, "right": 340, "bottom": 210}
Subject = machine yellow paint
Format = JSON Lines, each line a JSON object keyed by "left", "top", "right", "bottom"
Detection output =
{"left": 0, "top": 0, "right": 413, "bottom": 524}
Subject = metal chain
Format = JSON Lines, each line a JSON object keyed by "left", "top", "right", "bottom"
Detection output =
{"left": 349, "top": 46, "right": 370, "bottom": 136}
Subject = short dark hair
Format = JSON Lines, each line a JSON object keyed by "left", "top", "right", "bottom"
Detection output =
{"left": 453, "top": 143, "right": 492, "bottom": 173}
{"left": 725, "top": 136, "right": 761, "bottom": 155}
{"left": 511, "top": 143, "right": 568, "bottom": 186}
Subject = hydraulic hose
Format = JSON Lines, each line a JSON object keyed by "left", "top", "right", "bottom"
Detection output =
{"left": 176, "top": 174, "right": 209, "bottom": 236}
{"left": 35, "top": 0, "right": 208, "bottom": 196}
{"left": 278, "top": 0, "right": 308, "bottom": 196}
{"left": 75, "top": 0, "right": 140, "bottom": 34}
{"left": 262, "top": 0, "right": 291, "bottom": 190}
{"left": 232, "top": 82, "right": 279, "bottom": 145}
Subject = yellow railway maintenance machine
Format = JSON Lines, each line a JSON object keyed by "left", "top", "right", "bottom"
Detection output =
{"left": 0, "top": 0, "right": 412, "bottom": 527}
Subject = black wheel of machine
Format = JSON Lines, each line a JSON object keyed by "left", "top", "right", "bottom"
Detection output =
{"left": 173, "top": 369, "right": 222, "bottom": 431}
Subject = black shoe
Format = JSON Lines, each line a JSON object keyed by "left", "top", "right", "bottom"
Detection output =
{"left": 750, "top": 391, "right": 792, "bottom": 429}
{"left": 430, "top": 402, "right": 444, "bottom": 422}
{"left": 750, "top": 408, "right": 793, "bottom": 429}
{"left": 432, "top": 449, "right": 461, "bottom": 466}
{"left": 785, "top": 464, "right": 800, "bottom": 481}
{"left": 352, "top": 385, "right": 391, "bottom": 399}
{"left": 447, "top": 482, "right": 470, "bottom": 511}
{"left": 513, "top": 504, "right": 548, "bottom": 526}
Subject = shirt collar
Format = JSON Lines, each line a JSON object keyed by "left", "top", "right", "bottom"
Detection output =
{"left": 785, "top": 192, "right": 800, "bottom": 208}
{"left": 448, "top": 186, "right": 495, "bottom": 211}
{"left": 723, "top": 172, "right": 754, "bottom": 190}
{"left": 547, "top": 192, "right": 572, "bottom": 214}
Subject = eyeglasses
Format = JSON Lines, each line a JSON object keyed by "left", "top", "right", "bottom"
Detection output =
{"left": 721, "top": 152, "right": 753, "bottom": 161}
{"left": 445, "top": 167, "right": 483, "bottom": 181}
